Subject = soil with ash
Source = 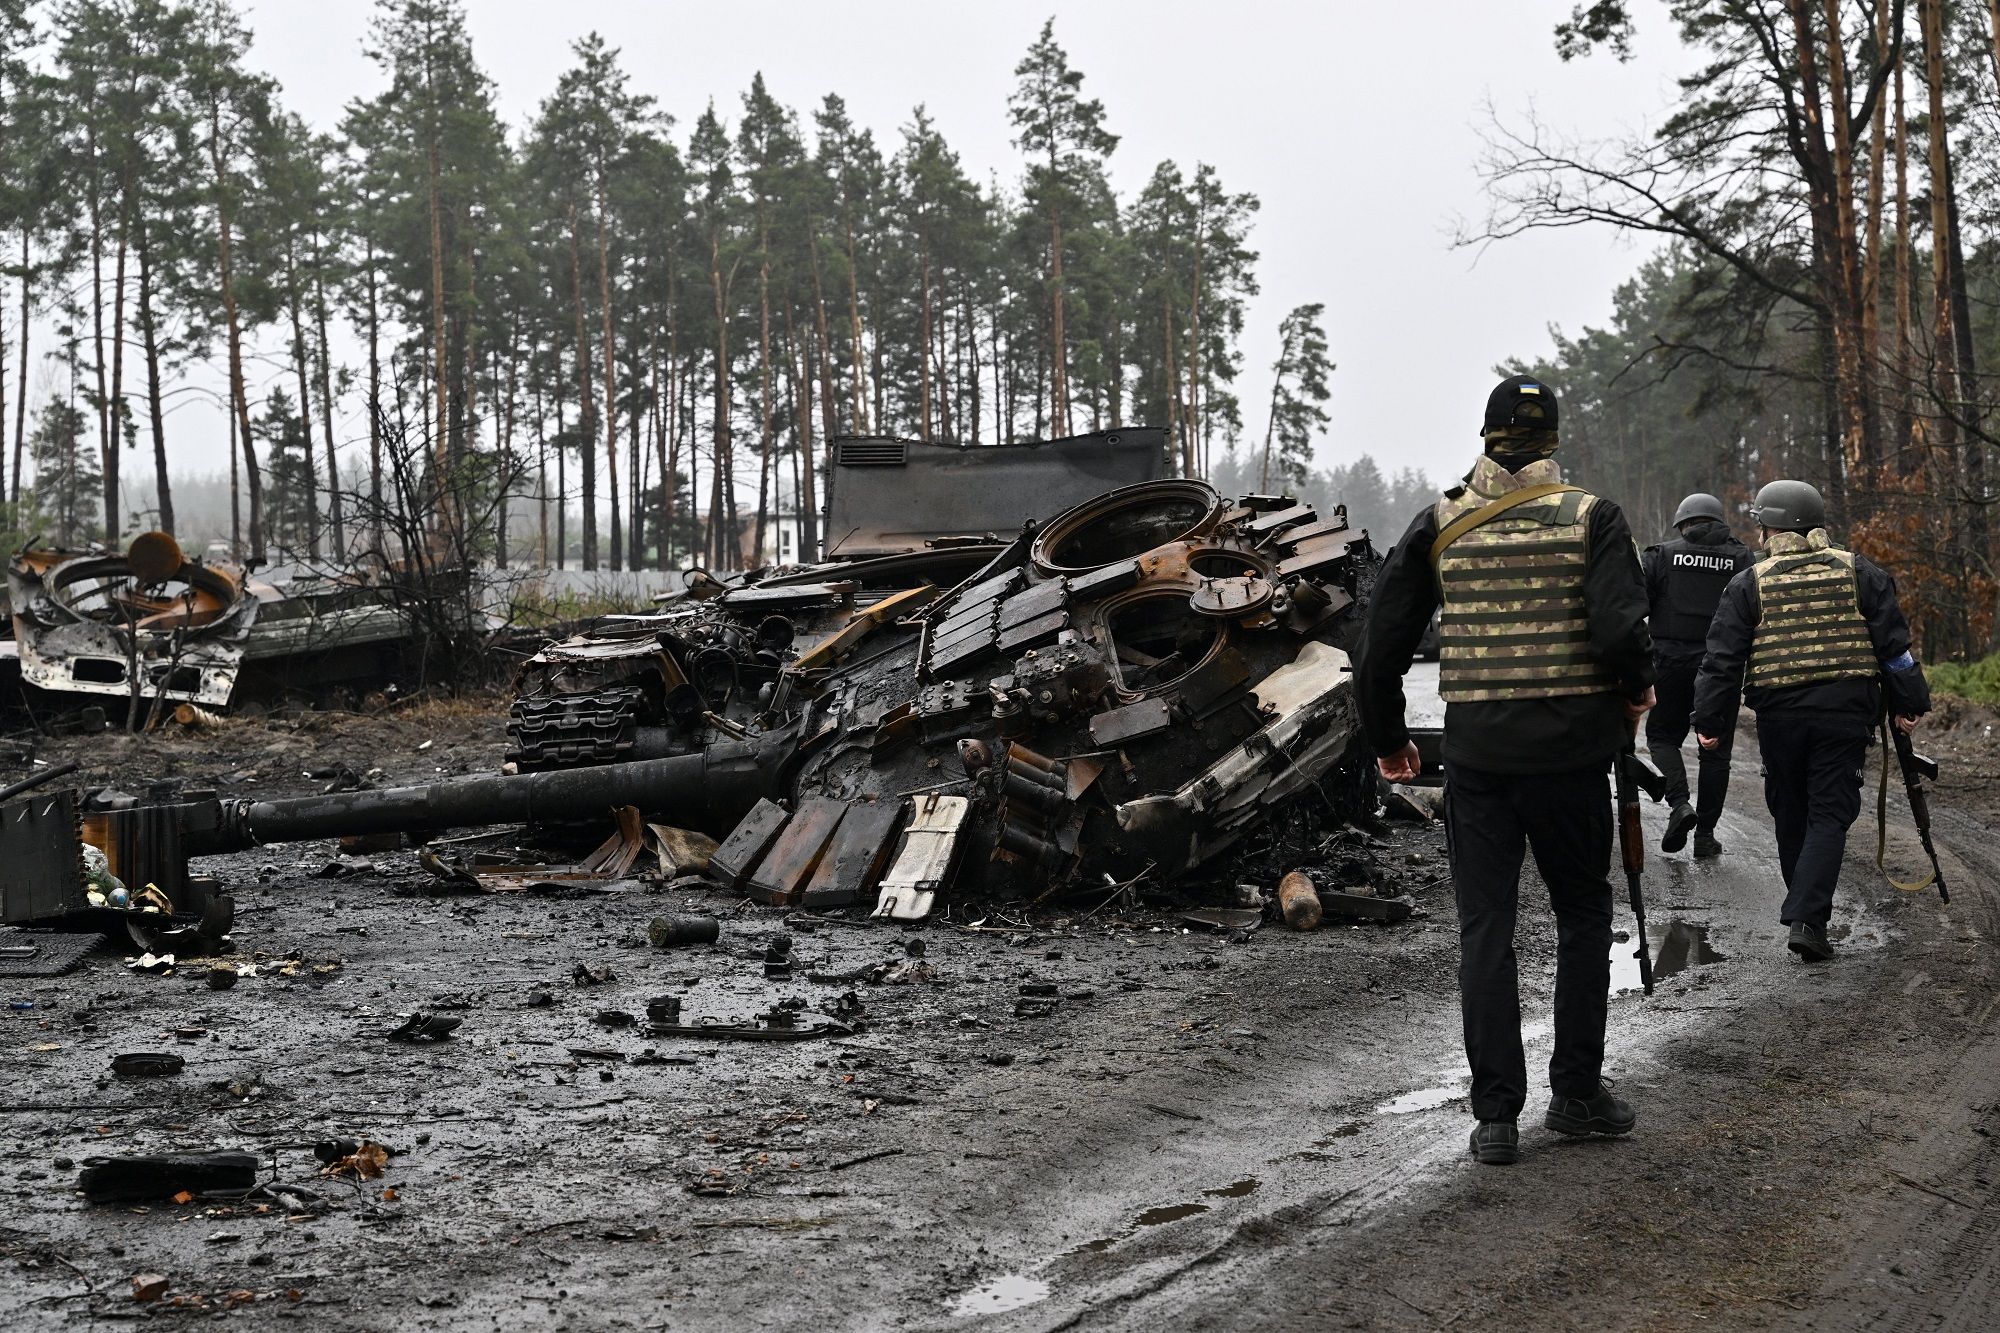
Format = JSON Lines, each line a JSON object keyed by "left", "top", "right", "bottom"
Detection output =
{"left": 0, "top": 696, "right": 1993, "bottom": 1331}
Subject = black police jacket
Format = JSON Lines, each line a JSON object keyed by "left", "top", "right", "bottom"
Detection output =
{"left": 1692, "top": 548, "right": 1931, "bottom": 734}
{"left": 1643, "top": 519, "right": 1753, "bottom": 660}
{"left": 1353, "top": 484, "right": 1655, "bottom": 776}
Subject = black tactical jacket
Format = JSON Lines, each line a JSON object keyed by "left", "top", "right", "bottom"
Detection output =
{"left": 1354, "top": 481, "right": 1655, "bottom": 776}
{"left": 1643, "top": 519, "right": 1754, "bottom": 661}
{"left": 1692, "top": 547, "right": 1931, "bottom": 733}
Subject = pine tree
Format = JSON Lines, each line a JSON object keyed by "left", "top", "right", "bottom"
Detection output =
{"left": 28, "top": 395, "right": 99, "bottom": 544}
{"left": 1008, "top": 19, "right": 1116, "bottom": 439}
{"left": 1259, "top": 303, "right": 1333, "bottom": 491}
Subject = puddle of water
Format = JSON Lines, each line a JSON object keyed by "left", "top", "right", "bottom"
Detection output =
{"left": 1133, "top": 1201, "right": 1208, "bottom": 1226}
{"left": 1376, "top": 1082, "right": 1466, "bottom": 1115}
{"left": 1077, "top": 1183, "right": 1257, "bottom": 1254}
{"left": 949, "top": 1274, "right": 1051, "bottom": 1318}
{"left": 1612, "top": 919, "right": 1726, "bottom": 993}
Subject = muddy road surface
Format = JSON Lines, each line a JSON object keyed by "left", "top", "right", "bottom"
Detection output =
{"left": 1, "top": 692, "right": 1996, "bottom": 1331}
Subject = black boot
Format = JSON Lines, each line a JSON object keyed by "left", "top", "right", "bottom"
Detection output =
{"left": 1661, "top": 802, "right": 1697, "bottom": 854}
{"left": 1693, "top": 830, "right": 1723, "bottom": 858}
{"left": 1469, "top": 1120, "right": 1518, "bottom": 1165}
{"left": 1787, "top": 920, "right": 1834, "bottom": 962}
{"left": 1545, "top": 1083, "right": 1635, "bottom": 1136}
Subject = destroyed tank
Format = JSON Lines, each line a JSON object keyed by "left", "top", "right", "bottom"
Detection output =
{"left": 498, "top": 429, "right": 1380, "bottom": 914}
{"left": 50, "top": 431, "right": 1380, "bottom": 923}
{"left": 505, "top": 429, "right": 1170, "bottom": 771}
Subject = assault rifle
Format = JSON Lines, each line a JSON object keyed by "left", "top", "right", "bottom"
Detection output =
{"left": 1882, "top": 721, "right": 1950, "bottom": 904}
{"left": 1616, "top": 743, "right": 1666, "bottom": 995}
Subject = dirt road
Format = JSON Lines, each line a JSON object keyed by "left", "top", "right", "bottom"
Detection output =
{"left": 1, "top": 697, "right": 1995, "bottom": 1331}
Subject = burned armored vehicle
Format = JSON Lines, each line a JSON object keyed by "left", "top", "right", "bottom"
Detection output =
{"left": 492, "top": 429, "right": 1379, "bottom": 916}
{"left": 6, "top": 533, "right": 451, "bottom": 716}
{"left": 7, "top": 533, "right": 260, "bottom": 711}
{"left": 8, "top": 434, "right": 1379, "bottom": 927}
{"left": 506, "top": 428, "right": 1171, "bottom": 771}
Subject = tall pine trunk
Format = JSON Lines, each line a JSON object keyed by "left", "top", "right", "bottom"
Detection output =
{"left": 1920, "top": 0, "right": 1957, "bottom": 458}
{"left": 312, "top": 224, "right": 343, "bottom": 555}
{"left": 754, "top": 205, "right": 774, "bottom": 563}
{"left": 12, "top": 226, "right": 28, "bottom": 504}
{"left": 568, "top": 207, "right": 599, "bottom": 569}
{"left": 1892, "top": 43, "right": 1914, "bottom": 464}
{"left": 709, "top": 225, "right": 734, "bottom": 569}
{"left": 365, "top": 217, "right": 384, "bottom": 554}
{"left": 594, "top": 171, "right": 622, "bottom": 572}
{"left": 136, "top": 218, "right": 172, "bottom": 534}
{"left": 843, "top": 204, "right": 866, "bottom": 433}
{"left": 283, "top": 239, "right": 322, "bottom": 557}
{"left": 210, "top": 97, "right": 263, "bottom": 561}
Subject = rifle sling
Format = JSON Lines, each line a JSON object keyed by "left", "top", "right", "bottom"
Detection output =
{"left": 1429, "top": 483, "right": 1586, "bottom": 574}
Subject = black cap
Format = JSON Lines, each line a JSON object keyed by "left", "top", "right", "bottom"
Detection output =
{"left": 1482, "top": 374, "right": 1559, "bottom": 436}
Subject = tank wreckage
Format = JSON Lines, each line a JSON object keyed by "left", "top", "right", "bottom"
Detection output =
{"left": 6, "top": 532, "right": 448, "bottom": 714}
{"left": 0, "top": 429, "right": 1382, "bottom": 928}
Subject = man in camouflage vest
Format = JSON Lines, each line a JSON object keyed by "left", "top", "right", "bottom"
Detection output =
{"left": 1355, "top": 374, "right": 1656, "bottom": 1167}
{"left": 1692, "top": 479, "right": 1930, "bottom": 962}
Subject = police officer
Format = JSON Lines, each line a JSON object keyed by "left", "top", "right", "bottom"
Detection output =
{"left": 1355, "top": 374, "right": 1655, "bottom": 1167}
{"left": 1643, "top": 494, "right": 1753, "bottom": 857}
{"left": 1692, "top": 479, "right": 1930, "bottom": 961}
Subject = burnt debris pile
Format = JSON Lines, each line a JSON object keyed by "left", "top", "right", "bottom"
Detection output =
{"left": 508, "top": 470, "right": 1382, "bottom": 919}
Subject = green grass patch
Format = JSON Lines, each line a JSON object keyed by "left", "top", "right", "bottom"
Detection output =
{"left": 1927, "top": 651, "right": 2000, "bottom": 707}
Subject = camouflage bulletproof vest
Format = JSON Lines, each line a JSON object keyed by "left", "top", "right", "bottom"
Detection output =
{"left": 1747, "top": 531, "right": 1877, "bottom": 689}
{"left": 1433, "top": 460, "right": 1615, "bottom": 704}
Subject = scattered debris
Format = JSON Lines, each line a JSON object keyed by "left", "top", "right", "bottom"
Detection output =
{"left": 316, "top": 1140, "right": 391, "bottom": 1181}
{"left": 110, "top": 1052, "right": 184, "bottom": 1078}
{"left": 131, "top": 1273, "right": 172, "bottom": 1303}
{"left": 386, "top": 1012, "right": 462, "bottom": 1043}
{"left": 1277, "top": 871, "right": 1323, "bottom": 931}
{"left": 1318, "top": 888, "right": 1416, "bottom": 924}
{"left": 647, "top": 914, "right": 720, "bottom": 948}
{"left": 1180, "top": 908, "right": 1263, "bottom": 933}
{"left": 1384, "top": 783, "right": 1444, "bottom": 822}
{"left": 571, "top": 962, "right": 616, "bottom": 986}
{"left": 78, "top": 1149, "right": 260, "bottom": 1204}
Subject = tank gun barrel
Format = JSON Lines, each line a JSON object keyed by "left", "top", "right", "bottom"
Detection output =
{"left": 181, "top": 740, "right": 782, "bottom": 856}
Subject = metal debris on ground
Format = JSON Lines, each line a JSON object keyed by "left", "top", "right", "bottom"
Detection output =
{"left": 647, "top": 914, "right": 719, "bottom": 948}
{"left": 1277, "top": 870, "right": 1323, "bottom": 931}
{"left": 77, "top": 1150, "right": 260, "bottom": 1204}
{"left": 385, "top": 1012, "right": 462, "bottom": 1043}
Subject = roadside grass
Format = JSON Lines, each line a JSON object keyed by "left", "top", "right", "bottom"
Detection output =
{"left": 1928, "top": 651, "right": 2000, "bottom": 707}
{"left": 505, "top": 583, "right": 666, "bottom": 629}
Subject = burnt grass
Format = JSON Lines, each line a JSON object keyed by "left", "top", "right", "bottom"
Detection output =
{"left": 0, "top": 695, "right": 1455, "bottom": 1327}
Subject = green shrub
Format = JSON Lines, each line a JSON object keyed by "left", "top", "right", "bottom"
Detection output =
{"left": 1927, "top": 651, "right": 2000, "bottom": 707}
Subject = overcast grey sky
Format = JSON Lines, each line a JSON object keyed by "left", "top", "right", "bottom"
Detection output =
{"left": 193, "top": 0, "right": 1694, "bottom": 498}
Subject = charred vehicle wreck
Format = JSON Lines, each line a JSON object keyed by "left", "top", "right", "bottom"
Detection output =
{"left": 2, "top": 430, "right": 1381, "bottom": 926}
{"left": 6, "top": 533, "right": 456, "bottom": 715}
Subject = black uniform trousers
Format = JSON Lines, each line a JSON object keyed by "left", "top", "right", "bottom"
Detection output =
{"left": 1647, "top": 652, "right": 1735, "bottom": 829}
{"left": 1755, "top": 710, "right": 1869, "bottom": 928}
{"left": 1443, "top": 760, "right": 1614, "bottom": 1123}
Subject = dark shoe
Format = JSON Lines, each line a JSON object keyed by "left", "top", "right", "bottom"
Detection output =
{"left": 1787, "top": 921, "right": 1834, "bottom": 962}
{"left": 1693, "top": 831, "right": 1723, "bottom": 859}
{"left": 1661, "top": 802, "right": 1697, "bottom": 853}
{"left": 1545, "top": 1083, "right": 1635, "bottom": 1137}
{"left": 1469, "top": 1120, "right": 1518, "bottom": 1166}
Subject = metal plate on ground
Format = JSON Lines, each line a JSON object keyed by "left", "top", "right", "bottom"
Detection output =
{"left": 0, "top": 927, "right": 103, "bottom": 977}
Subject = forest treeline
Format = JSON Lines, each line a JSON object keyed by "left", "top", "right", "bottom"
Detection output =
{"left": 0, "top": 0, "right": 1340, "bottom": 573}
{"left": 1485, "top": 0, "right": 2000, "bottom": 657}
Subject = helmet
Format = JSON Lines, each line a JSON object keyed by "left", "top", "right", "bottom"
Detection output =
{"left": 1750, "top": 480, "right": 1826, "bottom": 532}
{"left": 1671, "top": 493, "right": 1725, "bottom": 528}
{"left": 1481, "top": 374, "right": 1560, "bottom": 436}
